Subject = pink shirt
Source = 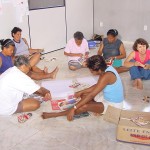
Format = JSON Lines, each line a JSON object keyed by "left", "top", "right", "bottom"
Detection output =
{"left": 134, "top": 50, "right": 150, "bottom": 64}
{"left": 64, "top": 38, "right": 89, "bottom": 61}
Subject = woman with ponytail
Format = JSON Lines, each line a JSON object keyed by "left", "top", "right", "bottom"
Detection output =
{"left": 0, "top": 39, "right": 15, "bottom": 74}
{"left": 98, "top": 29, "right": 128, "bottom": 73}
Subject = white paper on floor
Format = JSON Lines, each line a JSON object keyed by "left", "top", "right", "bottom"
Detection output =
{"left": 41, "top": 76, "right": 99, "bottom": 98}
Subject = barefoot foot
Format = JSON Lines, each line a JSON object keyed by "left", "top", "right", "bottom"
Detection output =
{"left": 42, "top": 112, "right": 58, "bottom": 119}
{"left": 43, "top": 67, "right": 48, "bottom": 74}
{"left": 132, "top": 79, "right": 138, "bottom": 88}
{"left": 137, "top": 79, "right": 143, "bottom": 90}
{"left": 92, "top": 112, "right": 101, "bottom": 116}
{"left": 50, "top": 67, "right": 59, "bottom": 79}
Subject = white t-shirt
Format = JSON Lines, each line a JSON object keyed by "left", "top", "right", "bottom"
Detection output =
{"left": 13, "top": 38, "right": 29, "bottom": 56}
{"left": 64, "top": 38, "right": 89, "bottom": 61}
{"left": 0, "top": 66, "right": 40, "bottom": 115}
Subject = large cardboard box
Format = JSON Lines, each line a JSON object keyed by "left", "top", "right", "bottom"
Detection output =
{"left": 104, "top": 106, "right": 150, "bottom": 145}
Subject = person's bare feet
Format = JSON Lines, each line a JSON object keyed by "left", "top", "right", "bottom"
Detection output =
{"left": 137, "top": 79, "right": 143, "bottom": 90}
{"left": 133, "top": 79, "right": 138, "bottom": 88}
{"left": 43, "top": 67, "right": 48, "bottom": 73}
{"left": 82, "top": 61, "right": 87, "bottom": 68}
{"left": 42, "top": 112, "right": 58, "bottom": 119}
{"left": 50, "top": 67, "right": 59, "bottom": 79}
{"left": 92, "top": 112, "right": 101, "bottom": 116}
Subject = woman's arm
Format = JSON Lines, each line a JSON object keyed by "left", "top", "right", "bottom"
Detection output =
{"left": 22, "top": 38, "right": 29, "bottom": 48}
{"left": 22, "top": 38, "right": 43, "bottom": 54}
{"left": 67, "top": 72, "right": 113, "bottom": 121}
{"left": 116, "top": 43, "right": 126, "bottom": 59}
{"left": 35, "top": 87, "right": 51, "bottom": 100}
{"left": 124, "top": 51, "right": 135, "bottom": 67}
{"left": 124, "top": 51, "right": 143, "bottom": 67}
{"left": 75, "top": 84, "right": 97, "bottom": 98}
{"left": 75, "top": 73, "right": 111, "bottom": 108}
{"left": 97, "top": 42, "right": 104, "bottom": 55}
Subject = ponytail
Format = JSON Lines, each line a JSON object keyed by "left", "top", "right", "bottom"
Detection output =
{"left": 0, "top": 39, "right": 5, "bottom": 45}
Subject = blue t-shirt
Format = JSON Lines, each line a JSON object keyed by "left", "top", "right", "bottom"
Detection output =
{"left": 103, "top": 66, "right": 124, "bottom": 103}
{"left": 0, "top": 52, "right": 13, "bottom": 74}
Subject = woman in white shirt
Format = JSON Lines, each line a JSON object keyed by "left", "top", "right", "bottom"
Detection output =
{"left": 0, "top": 56, "right": 51, "bottom": 115}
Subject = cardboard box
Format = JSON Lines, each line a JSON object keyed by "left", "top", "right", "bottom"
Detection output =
{"left": 104, "top": 106, "right": 150, "bottom": 145}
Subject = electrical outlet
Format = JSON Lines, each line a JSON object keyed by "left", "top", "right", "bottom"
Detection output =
{"left": 144, "top": 25, "right": 148, "bottom": 31}
{"left": 100, "top": 22, "right": 103, "bottom": 27}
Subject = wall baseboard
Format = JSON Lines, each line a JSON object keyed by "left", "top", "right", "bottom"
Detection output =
{"left": 123, "top": 41, "right": 134, "bottom": 45}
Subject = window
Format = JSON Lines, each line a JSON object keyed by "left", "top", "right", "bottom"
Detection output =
{"left": 28, "top": 0, "right": 65, "bottom": 10}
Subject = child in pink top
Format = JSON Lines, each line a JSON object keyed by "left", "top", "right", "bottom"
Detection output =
{"left": 124, "top": 38, "right": 150, "bottom": 90}
{"left": 64, "top": 31, "right": 89, "bottom": 70}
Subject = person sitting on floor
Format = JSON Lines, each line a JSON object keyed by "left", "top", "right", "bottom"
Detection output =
{"left": 11, "top": 27, "right": 42, "bottom": 68}
{"left": 0, "top": 55, "right": 51, "bottom": 115}
{"left": 0, "top": 39, "right": 58, "bottom": 79}
{"left": 64, "top": 31, "right": 89, "bottom": 71}
{"left": 124, "top": 38, "right": 150, "bottom": 90}
{"left": 98, "top": 29, "right": 128, "bottom": 73}
{"left": 11, "top": 27, "right": 43, "bottom": 56}
{"left": 42, "top": 55, "right": 124, "bottom": 121}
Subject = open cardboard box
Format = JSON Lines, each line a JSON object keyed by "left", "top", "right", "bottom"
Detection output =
{"left": 104, "top": 106, "right": 150, "bottom": 145}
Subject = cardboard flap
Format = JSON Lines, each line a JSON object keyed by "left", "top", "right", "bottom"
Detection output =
{"left": 103, "top": 105, "right": 122, "bottom": 125}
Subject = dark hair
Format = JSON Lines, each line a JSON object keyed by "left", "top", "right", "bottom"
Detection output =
{"left": 0, "top": 39, "right": 15, "bottom": 50}
{"left": 11, "top": 27, "right": 22, "bottom": 37}
{"left": 74, "top": 31, "right": 84, "bottom": 40}
{"left": 14, "top": 55, "right": 29, "bottom": 67}
{"left": 133, "top": 38, "right": 149, "bottom": 51}
{"left": 87, "top": 55, "right": 107, "bottom": 71}
{"left": 107, "top": 29, "right": 118, "bottom": 37}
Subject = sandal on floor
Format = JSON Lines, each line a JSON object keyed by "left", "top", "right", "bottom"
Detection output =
{"left": 18, "top": 113, "right": 32, "bottom": 123}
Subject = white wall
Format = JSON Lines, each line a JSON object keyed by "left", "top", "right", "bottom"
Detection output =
{"left": 29, "top": 7, "right": 66, "bottom": 52}
{"left": 66, "top": 0, "right": 94, "bottom": 41}
{"left": 0, "top": 3, "right": 29, "bottom": 42}
{"left": 94, "top": 0, "right": 150, "bottom": 42}
{"left": 0, "top": 1, "right": 94, "bottom": 52}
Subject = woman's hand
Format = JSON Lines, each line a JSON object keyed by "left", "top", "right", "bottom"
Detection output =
{"left": 76, "top": 53, "right": 83, "bottom": 57}
{"left": 134, "top": 61, "right": 144, "bottom": 67}
{"left": 144, "top": 64, "right": 150, "bottom": 70}
{"left": 38, "top": 49, "right": 44, "bottom": 53}
{"left": 74, "top": 91, "right": 82, "bottom": 98}
{"left": 67, "top": 108, "right": 75, "bottom": 121}
{"left": 109, "top": 56, "right": 115, "bottom": 60}
{"left": 43, "top": 93, "right": 52, "bottom": 101}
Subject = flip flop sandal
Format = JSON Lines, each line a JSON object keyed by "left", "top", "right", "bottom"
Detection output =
{"left": 18, "top": 113, "right": 32, "bottom": 123}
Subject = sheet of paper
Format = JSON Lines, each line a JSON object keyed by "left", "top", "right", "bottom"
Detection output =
{"left": 42, "top": 79, "right": 74, "bottom": 98}
{"left": 77, "top": 76, "right": 99, "bottom": 86}
{"left": 41, "top": 76, "right": 99, "bottom": 98}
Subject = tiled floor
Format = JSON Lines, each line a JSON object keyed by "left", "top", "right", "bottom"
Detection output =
{"left": 0, "top": 44, "right": 150, "bottom": 150}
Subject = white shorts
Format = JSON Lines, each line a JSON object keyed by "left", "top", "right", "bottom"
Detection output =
{"left": 94, "top": 93, "right": 123, "bottom": 114}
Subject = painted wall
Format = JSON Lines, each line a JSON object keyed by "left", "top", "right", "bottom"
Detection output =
{"left": 29, "top": 7, "right": 66, "bottom": 52}
{"left": 0, "top": 1, "right": 94, "bottom": 52}
{"left": 66, "top": 0, "right": 94, "bottom": 41}
{"left": 0, "top": 3, "right": 29, "bottom": 42}
{"left": 94, "top": 0, "right": 150, "bottom": 42}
